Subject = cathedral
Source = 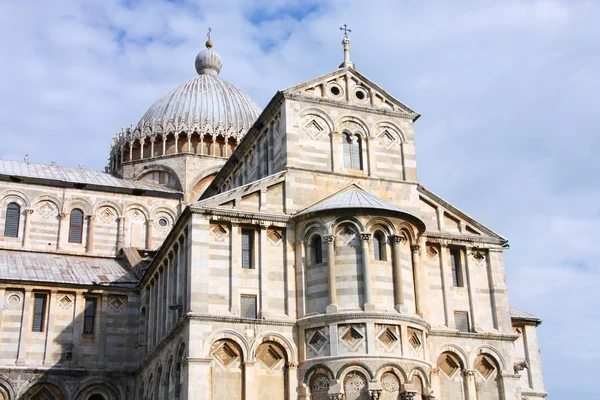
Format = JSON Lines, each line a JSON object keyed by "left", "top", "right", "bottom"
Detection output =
{"left": 0, "top": 31, "right": 546, "bottom": 400}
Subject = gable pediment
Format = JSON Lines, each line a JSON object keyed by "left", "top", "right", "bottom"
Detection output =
{"left": 283, "top": 68, "right": 419, "bottom": 120}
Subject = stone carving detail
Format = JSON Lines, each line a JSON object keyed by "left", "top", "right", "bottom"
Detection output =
{"left": 210, "top": 224, "right": 228, "bottom": 240}
{"left": 267, "top": 229, "right": 283, "bottom": 246}
{"left": 344, "top": 372, "right": 367, "bottom": 392}
{"left": 514, "top": 360, "right": 529, "bottom": 374}
{"left": 378, "top": 129, "right": 397, "bottom": 149}
{"left": 377, "top": 326, "right": 399, "bottom": 350}
{"left": 213, "top": 342, "right": 238, "bottom": 367}
{"left": 308, "top": 330, "right": 328, "bottom": 353}
{"left": 37, "top": 201, "right": 56, "bottom": 219}
{"left": 341, "top": 327, "right": 364, "bottom": 350}
{"left": 257, "top": 345, "right": 283, "bottom": 369}
{"left": 471, "top": 250, "right": 486, "bottom": 264}
{"left": 302, "top": 116, "right": 326, "bottom": 140}
{"left": 109, "top": 295, "right": 126, "bottom": 313}
{"left": 370, "top": 390, "right": 382, "bottom": 400}
{"left": 58, "top": 294, "right": 74, "bottom": 310}
{"left": 427, "top": 246, "right": 438, "bottom": 260}
{"left": 329, "top": 394, "right": 344, "bottom": 400}
{"left": 4, "top": 291, "right": 23, "bottom": 310}
{"left": 381, "top": 372, "right": 400, "bottom": 392}
{"left": 400, "top": 392, "right": 416, "bottom": 400}
{"left": 98, "top": 206, "right": 117, "bottom": 223}
{"left": 311, "top": 374, "right": 330, "bottom": 393}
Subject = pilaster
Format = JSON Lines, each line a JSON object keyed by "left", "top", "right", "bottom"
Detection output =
{"left": 360, "top": 232, "right": 375, "bottom": 311}
{"left": 324, "top": 235, "right": 338, "bottom": 313}
{"left": 391, "top": 234, "right": 406, "bottom": 313}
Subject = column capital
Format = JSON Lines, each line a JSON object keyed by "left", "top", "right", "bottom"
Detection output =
{"left": 59, "top": 212, "right": 70, "bottom": 219}
{"left": 411, "top": 244, "right": 420, "bottom": 253}
{"left": 86, "top": 214, "right": 96, "bottom": 221}
{"left": 462, "top": 369, "right": 476, "bottom": 377}
{"left": 360, "top": 232, "right": 371, "bottom": 241}
{"left": 146, "top": 219, "right": 154, "bottom": 224}
{"left": 287, "top": 361, "right": 299, "bottom": 369}
{"left": 390, "top": 234, "right": 406, "bottom": 244}
{"left": 117, "top": 216, "right": 126, "bottom": 222}
{"left": 24, "top": 208, "right": 35, "bottom": 214}
{"left": 323, "top": 235, "right": 335, "bottom": 244}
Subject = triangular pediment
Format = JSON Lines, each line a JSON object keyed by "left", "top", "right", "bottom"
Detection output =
{"left": 417, "top": 184, "right": 507, "bottom": 243}
{"left": 283, "top": 67, "right": 419, "bottom": 120}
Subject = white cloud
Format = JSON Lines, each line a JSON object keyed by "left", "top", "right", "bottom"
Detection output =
{"left": 0, "top": 0, "right": 598, "bottom": 397}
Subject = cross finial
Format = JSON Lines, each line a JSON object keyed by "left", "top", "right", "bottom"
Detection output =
{"left": 339, "top": 23, "right": 351, "bottom": 38}
{"left": 207, "top": 27, "right": 212, "bottom": 41}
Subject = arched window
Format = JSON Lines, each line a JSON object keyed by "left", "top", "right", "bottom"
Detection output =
{"left": 373, "top": 231, "right": 385, "bottom": 261}
{"left": 68, "top": 209, "right": 84, "bottom": 243}
{"left": 313, "top": 235, "right": 323, "bottom": 264}
{"left": 4, "top": 202, "right": 20, "bottom": 238}
{"left": 343, "top": 133, "right": 362, "bottom": 170}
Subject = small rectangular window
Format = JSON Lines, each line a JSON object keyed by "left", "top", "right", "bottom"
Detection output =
{"left": 450, "top": 248, "right": 463, "bottom": 287}
{"left": 32, "top": 293, "right": 47, "bottom": 332}
{"left": 240, "top": 295, "right": 257, "bottom": 319}
{"left": 455, "top": 311, "right": 470, "bottom": 332}
{"left": 83, "top": 297, "right": 96, "bottom": 334}
{"left": 241, "top": 229, "right": 254, "bottom": 269}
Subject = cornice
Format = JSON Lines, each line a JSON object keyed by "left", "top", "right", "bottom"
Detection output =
{"left": 297, "top": 312, "right": 431, "bottom": 330}
{"left": 188, "top": 313, "right": 296, "bottom": 327}
{"left": 190, "top": 206, "right": 290, "bottom": 224}
{"left": 430, "top": 329, "right": 519, "bottom": 341}
{"left": 282, "top": 92, "right": 418, "bottom": 121}
{"left": 0, "top": 366, "right": 134, "bottom": 376}
{"left": 423, "top": 231, "right": 505, "bottom": 246}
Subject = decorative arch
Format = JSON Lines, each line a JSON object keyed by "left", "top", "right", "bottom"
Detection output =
{"left": 123, "top": 203, "right": 150, "bottom": 220}
{"left": 150, "top": 204, "right": 177, "bottom": 221}
{"left": 0, "top": 189, "right": 30, "bottom": 208}
{"left": 250, "top": 331, "right": 297, "bottom": 363}
{"left": 470, "top": 344, "right": 507, "bottom": 371}
{"left": 365, "top": 217, "right": 396, "bottom": 236}
{"left": 18, "top": 376, "right": 69, "bottom": 400}
{"left": 407, "top": 366, "right": 430, "bottom": 387}
{"left": 93, "top": 200, "right": 122, "bottom": 216}
{"left": 336, "top": 362, "right": 375, "bottom": 381}
{"left": 330, "top": 216, "right": 365, "bottom": 234}
{"left": 435, "top": 343, "right": 470, "bottom": 369}
{"left": 374, "top": 363, "right": 408, "bottom": 383}
{"left": 202, "top": 329, "right": 250, "bottom": 361}
{"left": 297, "top": 107, "right": 335, "bottom": 133}
{"left": 188, "top": 168, "right": 221, "bottom": 202}
{"left": 299, "top": 220, "right": 328, "bottom": 241}
{"left": 32, "top": 194, "right": 63, "bottom": 211}
{"left": 335, "top": 115, "right": 370, "bottom": 137}
{"left": 397, "top": 221, "right": 418, "bottom": 244}
{"left": 0, "top": 375, "right": 16, "bottom": 400}
{"left": 302, "top": 364, "right": 335, "bottom": 384}
{"left": 134, "top": 164, "right": 182, "bottom": 191}
{"left": 372, "top": 121, "right": 406, "bottom": 142}
{"left": 72, "top": 377, "right": 122, "bottom": 400}
{"left": 63, "top": 197, "right": 94, "bottom": 215}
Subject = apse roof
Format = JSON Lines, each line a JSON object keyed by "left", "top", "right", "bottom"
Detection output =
{"left": 295, "top": 184, "right": 425, "bottom": 230}
{"left": 0, "top": 249, "right": 138, "bottom": 286}
{"left": 510, "top": 307, "right": 542, "bottom": 324}
{"left": 0, "top": 160, "right": 179, "bottom": 193}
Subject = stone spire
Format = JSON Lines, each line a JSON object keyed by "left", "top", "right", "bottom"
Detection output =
{"left": 339, "top": 23, "right": 355, "bottom": 69}
{"left": 195, "top": 28, "right": 222, "bottom": 75}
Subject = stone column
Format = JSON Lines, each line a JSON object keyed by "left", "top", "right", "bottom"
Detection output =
{"left": 85, "top": 215, "right": 95, "bottom": 253}
{"left": 464, "top": 248, "right": 476, "bottom": 332}
{"left": 463, "top": 370, "right": 477, "bottom": 400}
{"left": 485, "top": 249, "right": 499, "bottom": 330}
{"left": 22, "top": 208, "right": 34, "bottom": 247}
{"left": 211, "top": 135, "right": 217, "bottom": 156}
{"left": 117, "top": 216, "right": 126, "bottom": 250}
{"left": 244, "top": 361, "right": 256, "bottom": 400}
{"left": 16, "top": 289, "right": 32, "bottom": 365}
{"left": 411, "top": 244, "right": 423, "bottom": 316}
{"left": 295, "top": 240, "right": 306, "bottom": 318}
{"left": 324, "top": 235, "right": 338, "bottom": 313}
{"left": 187, "top": 133, "right": 192, "bottom": 152}
{"left": 360, "top": 233, "right": 376, "bottom": 311}
{"left": 162, "top": 136, "right": 167, "bottom": 156}
{"left": 146, "top": 219, "right": 154, "bottom": 250}
{"left": 331, "top": 132, "right": 342, "bottom": 173}
{"left": 57, "top": 212, "right": 70, "bottom": 250}
{"left": 438, "top": 244, "right": 453, "bottom": 328}
{"left": 129, "top": 142, "right": 134, "bottom": 161}
{"left": 140, "top": 141, "right": 144, "bottom": 160}
{"left": 259, "top": 226, "right": 269, "bottom": 318}
{"left": 224, "top": 136, "right": 230, "bottom": 157}
{"left": 150, "top": 137, "right": 155, "bottom": 158}
{"left": 391, "top": 235, "right": 406, "bottom": 313}
{"left": 230, "top": 223, "right": 241, "bottom": 315}
{"left": 365, "top": 136, "right": 375, "bottom": 176}
{"left": 174, "top": 134, "right": 179, "bottom": 154}
{"left": 287, "top": 362, "right": 299, "bottom": 400}
{"left": 43, "top": 290, "right": 58, "bottom": 366}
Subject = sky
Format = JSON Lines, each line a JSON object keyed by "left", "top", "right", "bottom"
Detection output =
{"left": 0, "top": 0, "right": 598, "bottom": 397}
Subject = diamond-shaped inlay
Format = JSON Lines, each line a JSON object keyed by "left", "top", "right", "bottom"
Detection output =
{"left": 308, "top": 330, "right": 327, "bottom": 353}
{"left": 58, "top": 294, "right": 73, "bottom": 309}
{"left": 268, "top": 229, "right": 283, "bottom": 245}
{"left": 304, "top": 119, "right": 323, "bottom": 139}
{"left": 475, "top": 356, "right": 495, "bottom": 379}
{"left": 109, "top": 296, "right": 126, "bottom": 313}
{"left": 342, "top": 327, "right": 363, "bottom": 349}
{"left": 337, "top": 226, "right": 356, "bottom": 244}
{"left": 129, "top": 209, "right": 142, "bottom": 220}
{"left": 38, "top": 201, "right": 56, "bottom": 218}
{"left": 257, "top": 345, "right": 283, "bottom": 369}
{"left": 378, "top": 130, "right": 396, "bottom": 148}
{"left": 472, "top": 251, "right": 485, "bottom": 263}
{"left": 98, "top": 207, "right": 116, "bottom": 223}
{"left": 439, "top": 354, "right": 460, "bottom": 378}
{"left": 210, "top": 224, "right": 228, "bottom": 240}
{"left": 427, "top": 246, "right": 438, "bottom": 260}
{"left": 378, "top": 327, "right": 398, "bottom": 349}
{"left": 408, "top": 330, "right": 422, "bottom": 350}
{"left": 214, "top": 342, "right": 238, "bottom": 367}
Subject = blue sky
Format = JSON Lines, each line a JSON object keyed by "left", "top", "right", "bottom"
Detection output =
{"left": 1, "top": 1, "right": 599, "bottom": 397}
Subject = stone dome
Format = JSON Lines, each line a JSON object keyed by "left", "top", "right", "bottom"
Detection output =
{"left": 134, "top": 42, "right": 260, "bottom": 138}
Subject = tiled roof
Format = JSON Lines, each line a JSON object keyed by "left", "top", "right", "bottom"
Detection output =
{"left": 0, "top": 249, "right": 138, "bottom": 286}
{"left": 295, "top": 185, "right": 425, "bottom": 229}
{"left": 510, "top": 307, "right": 541, "bottom": 323}
{"left": 0, "top": 160, "right": 179, "bottom": 193}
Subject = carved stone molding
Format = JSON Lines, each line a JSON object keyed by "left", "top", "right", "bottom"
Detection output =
{"left": 360, "top": 233, "right": 371, "bottom": 241}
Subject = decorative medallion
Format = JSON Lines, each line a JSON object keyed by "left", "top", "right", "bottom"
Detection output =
{"left": 58, "top": 294, "right": 74, "bottom": 310}
{"left": 310, "top": 374, "right": 330, "bottom": 393}
{"left": 344, "top": 372, "right": 367, "bottom": 392}
{"left": 109, "top": 295, "right": 126, "bottom": 313}
{"left": 4, "top": 291, "right": 23, "bottom": 309}
{"left": 381, "top": 372, "right": 400, "bottom": 392}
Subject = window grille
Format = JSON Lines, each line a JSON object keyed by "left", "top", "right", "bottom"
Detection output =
{"left": 68, "top": 209, "right": 84, "bottom": 243}
{"left": 4, "top": 202, "right": 20, "bottom": 238}
{"left": 32, "top": 294, "right": 47, "bottom": 332}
